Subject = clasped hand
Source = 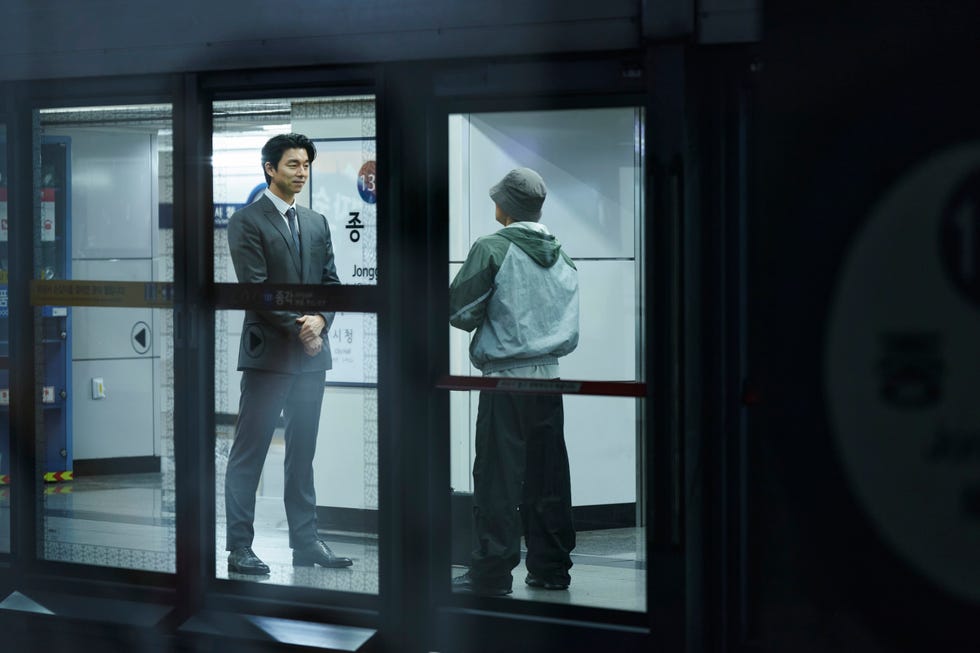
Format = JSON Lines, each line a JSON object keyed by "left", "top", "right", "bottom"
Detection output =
{"left": 296, "top": 314, "right": 326, "bottom": 357}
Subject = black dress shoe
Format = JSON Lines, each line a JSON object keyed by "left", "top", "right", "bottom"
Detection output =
{"left": 292, "top": 539, "right": 353, "bottom": 568}
{"left": 525, "top": 573, "right": 569, "bottom": 590}
{"left": 228, "top": 546, "right": 270, "bottom": 575}
{"left": 451, "top": 572, "right": 512, "bottom": 596}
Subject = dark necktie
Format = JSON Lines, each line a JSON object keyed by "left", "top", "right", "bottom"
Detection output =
{"left": 285, "top": 207, "right": 301, "bottom": 256}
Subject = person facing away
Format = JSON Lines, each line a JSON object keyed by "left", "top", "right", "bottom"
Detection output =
{"left": 449, "top": 167, "right": 580, "bottom": 596}
{"left": 224, "top": 133, "right": 352, "bottom": 575}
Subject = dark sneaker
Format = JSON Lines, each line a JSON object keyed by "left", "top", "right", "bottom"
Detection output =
{"left": 525, "top": 573, "right": 569, "bottom": 590}
{"left": 452, "top": 572, "right": 512, "bottom": 596}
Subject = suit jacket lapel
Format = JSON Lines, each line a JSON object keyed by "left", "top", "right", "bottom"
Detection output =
{"left": 261, "top": 198, "right": 302, "bottom": 277}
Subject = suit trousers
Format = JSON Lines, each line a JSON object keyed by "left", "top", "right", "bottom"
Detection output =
{"left": 225, "top": 368, "right": 326, "bottom": 551}
{"left": 469, "top": 391, "right": 575, "bottom": 589}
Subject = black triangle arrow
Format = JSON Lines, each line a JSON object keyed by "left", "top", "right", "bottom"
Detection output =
{"left": 135, "top": 328, "right": 147, "bottom": 348}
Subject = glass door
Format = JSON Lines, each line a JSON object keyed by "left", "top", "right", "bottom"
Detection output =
{"left": 0, "top": 121, "right": 8, "bottom": 554}
{"left": 211, "top": 94, "right": 380, "bottom": 593}
{"left": 444, "top": 106, "right": 648, "bottom": 611}
{"left": 31, "top": 103, "right": 176, "bottom": 573}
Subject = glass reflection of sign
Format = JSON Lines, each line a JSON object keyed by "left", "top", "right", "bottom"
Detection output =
{"left": 310, "top": 138, "right": 377, "bottom": 386}
{"left": 310, "top": 139, "right": 376, "bottom": 286}
{"left": 346, "top": 211, "right": 363, "bottom": 242}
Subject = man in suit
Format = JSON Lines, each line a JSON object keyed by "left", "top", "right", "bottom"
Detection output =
{"left": 225, "top": 132, "right": 353, "bottom": 574}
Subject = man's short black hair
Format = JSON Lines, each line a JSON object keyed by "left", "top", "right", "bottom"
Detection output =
{"left": 261, "top": 133, "right": 317, "bottom": 184}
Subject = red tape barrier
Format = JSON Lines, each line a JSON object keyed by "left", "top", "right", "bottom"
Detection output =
{"left": 435, "top": 375, "right": 647, "bottom": 397}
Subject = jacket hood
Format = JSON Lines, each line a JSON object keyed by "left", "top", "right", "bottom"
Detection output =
{"left": 497, "top": 224, "right": 563, "bottom": 268}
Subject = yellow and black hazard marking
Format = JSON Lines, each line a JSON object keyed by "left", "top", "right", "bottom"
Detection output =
{"left": 0, "top": 471, "right": 74, "bottom": 484}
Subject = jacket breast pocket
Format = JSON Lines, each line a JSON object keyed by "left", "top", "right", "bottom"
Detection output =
{"left": 307, "top": 232, "right": 329, "bottom": 262}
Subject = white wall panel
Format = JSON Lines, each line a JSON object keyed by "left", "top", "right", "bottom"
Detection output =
{"left": 62, "top": 126, "right": 164, "bottom": 462}
{"left": 60, "top": 129, "right": 155, "bottom": 260}
{"left": 561, "top": 260, "right": 637, "bottom": 382}
{"left": 564, "top": 396, "right": 637, "bottom": 505}
{"left": 449, "top": 392, "right": 475, "bottom": 492}
{"left": 454, "top": 109, "right": 638, "bottom": 261}
{"left": 71, "top": 260, "right": 155, "bottom": 360}
{"left": 73, "top": 358, "right": 155, "bottom": 459}
{"left": 313, "top": 388, "right": 374, "bottom": 510}
{"left": 448, "top": 114, "right": 470, "bottom": 262}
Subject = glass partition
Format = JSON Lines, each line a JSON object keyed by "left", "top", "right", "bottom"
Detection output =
{"left": 33, "top": 105, "right": 175, "bottom": 572}
{"left": 447, "top": 108, "right": 646, "bottom": 610}
{"left": 213, "top": 95, "right": 379, "bottom": 591}
{"left": 0, "top": 122, "right": 8, "bottom": 553}
{"left": 215, "top": 309, "right": 378, "bottom": 591}
{"left": 213, "top": 97, "right": 377, "bottom": 285}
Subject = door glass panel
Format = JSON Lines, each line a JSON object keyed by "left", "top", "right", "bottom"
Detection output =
{"left": 215, "top": 310, "right": 378, "bottom": 592}
{"left": 213, "top": 97, "right": 377, "bottom": 285}
{"left": 34, "top": 105, "right": 175, "bottom": 572}
{"left": 213, "top": 93, "right": 378, "bottom": 591}
{"left": 448, "top": 108, "right": 646, "bottom": 610}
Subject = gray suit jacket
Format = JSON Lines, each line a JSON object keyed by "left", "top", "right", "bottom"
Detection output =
{"left": 227, "top": 194, "right": 341, "bottom": 374}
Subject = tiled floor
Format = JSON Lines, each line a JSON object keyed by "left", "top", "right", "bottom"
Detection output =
{"left": 451, "top": 550, "right": 645, "bottom": 611}
{"left": 43, "top": 473, "right": 176, "bottom": 573}
{"left": 0, "top": 473, "right": 645, "bottom": 612}
{"left": 216, "top": 495, "right": 380, "bottom": 593}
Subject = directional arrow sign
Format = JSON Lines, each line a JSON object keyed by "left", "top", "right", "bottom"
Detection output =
{"left": 131, "top": 321, "right": 151, "bottom": 354}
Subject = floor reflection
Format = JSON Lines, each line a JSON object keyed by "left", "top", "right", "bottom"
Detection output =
{"left": 452, "top": 527, "right": 646, "bottom": 612}
{"left": 215, "top": 495, "right": 379, "bottom": 592}
{"left": 21, "top": 472, "right": 644, "bottom": 611}
{"left": 42, "top": 472, "right": 175, "bottom": 572}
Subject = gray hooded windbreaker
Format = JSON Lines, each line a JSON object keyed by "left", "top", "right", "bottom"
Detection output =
{"left": 449, "top": 222, "right": 579, "bottom": 375}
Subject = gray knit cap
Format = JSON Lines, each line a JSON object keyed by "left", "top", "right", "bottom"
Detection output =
{"left": 489, "top": 167, "right": 547, "bottom": 221}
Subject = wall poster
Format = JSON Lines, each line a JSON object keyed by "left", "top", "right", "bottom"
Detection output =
{"left": 311, "top": 138, "right": 377, "bottom": 386}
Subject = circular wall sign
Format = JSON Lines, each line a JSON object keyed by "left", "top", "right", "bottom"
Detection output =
{"left": 357, "top": 160, "right": 377, "bottom": 205}
{"left": 825, "top": 143, "right": 980, "bottom": 602}
{"left": 131, "top": 321, "right": 151, "bottom": 355}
